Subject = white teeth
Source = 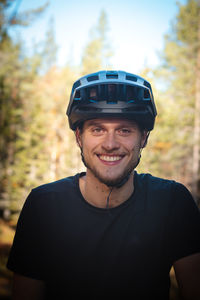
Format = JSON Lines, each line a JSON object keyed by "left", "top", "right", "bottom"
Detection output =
{"left": 99, "top": 155, "right": 122, "bottom": 162}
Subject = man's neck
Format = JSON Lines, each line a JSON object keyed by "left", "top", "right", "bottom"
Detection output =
{"left": 79, "top": 170, "right": 134, "bottom": 209}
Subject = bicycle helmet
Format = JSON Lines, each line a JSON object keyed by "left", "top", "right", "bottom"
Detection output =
{"left": 67, "top": 70, "right": 157, "bottom": 131}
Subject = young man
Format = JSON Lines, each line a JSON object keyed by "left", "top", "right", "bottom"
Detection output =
{"left": 7, "top": 71, "right": 200, "bottom": 300}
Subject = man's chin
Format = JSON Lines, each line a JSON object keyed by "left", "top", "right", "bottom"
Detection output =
{"left": 93, "top": 172, "right": 132, "bottom": 187}
{"left": 83, "top": 156, "right": 137, "bottom": 187}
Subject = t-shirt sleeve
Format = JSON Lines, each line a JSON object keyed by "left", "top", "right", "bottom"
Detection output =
{"left": 167, "top": 182, "right": 200, "bottom": 264}
{"left": 7, "top": 190, "right": 46, "bottom": 280}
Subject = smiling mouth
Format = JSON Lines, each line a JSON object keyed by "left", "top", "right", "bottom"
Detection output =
{"left": 98, "top": 155, "right": 124, "bottom": 162}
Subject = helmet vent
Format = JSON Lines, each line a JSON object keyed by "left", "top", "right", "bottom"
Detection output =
{"left": 74, "top": 90, "right": 81, "bottom": 99}
{"left": 126, "top": 75, "right": 137, "bottom": 82}
{"left": 144, "top": 81, "right": 151, "bottom": 89}
{"left": 124, "top": 106, "right": 146, "bottom": 112}
{"left": 73, "top": 80, "right": 81, "bottom": 89}
{"left": 79, "top": 106, "right": 101, "bottom": 112}
{"left": 106, "top": 74, "right": 118, "bottom": 79}
{"left": 144, "top": 89, "right": 150, "bottom": 99}
{"left": 87, "top": 75, "right": 99, "bottom": 82}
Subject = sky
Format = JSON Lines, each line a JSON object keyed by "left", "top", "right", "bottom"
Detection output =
{"left": 9, "top": 0, "right": 186, "bottom": 74}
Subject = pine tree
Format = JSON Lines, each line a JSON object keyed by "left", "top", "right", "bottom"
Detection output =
{"left": 81, "top": 10, "right": 113, "bottom": 75}
{"left": 40, "top": 17, "right": 58, "bottom": 74}
{"left": 152, "top": 0, "right": 200, "bottom": 202}
{"left": 0, "top": 0, "right": 48, "bottom": 216}
{"left": 193, "top": 0, "right": 200, "bottom": 202}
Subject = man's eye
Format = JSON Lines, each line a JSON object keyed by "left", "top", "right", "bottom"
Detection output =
{"left": 118, "top": 128, "right": 131, "bottom": 135}
{"left": 94, "top": 127, "right": 102, "bottom": 132}
{"left": 92, "top": 127, "right": 103, "bottom": 134}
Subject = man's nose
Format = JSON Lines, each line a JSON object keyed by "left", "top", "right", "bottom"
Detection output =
{"left": 101, "top": 132, "right": 120, "bottom": 151}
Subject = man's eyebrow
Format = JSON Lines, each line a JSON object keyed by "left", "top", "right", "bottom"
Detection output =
{"left": 86, "top": 121, "right": 103, "bottom": 127}
{"left": 86, "top": 121, "right": 138, "bottom": 128}
{"left": 117, "top": 123, "right": 138, "bottom": 129}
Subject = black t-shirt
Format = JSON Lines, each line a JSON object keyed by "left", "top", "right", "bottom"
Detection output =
{"left": 7, "top": 172, "right": 200, "bottom": 299}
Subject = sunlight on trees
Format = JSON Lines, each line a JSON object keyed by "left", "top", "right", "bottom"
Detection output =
{"left": 0, "top": 0, "right": 199, "bottom": 217}
{"left": 1, "top": 1, "right": 199, "bottom": 299}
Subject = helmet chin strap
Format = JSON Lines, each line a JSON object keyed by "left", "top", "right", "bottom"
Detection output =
{"left": 77, "top": 128, "right": 149, "bottom": 209}
{"left": 113, "top": 132, "right": 148, "bottom": 189}
{"left": 113, "top": 151, "right": 142, "bottom": 189}
{"left": 105, "top": 149, "right": 143, "bottom": 209}
{"left": 80, "top": 146, "right": 142, "bottom": 188}
{"left": 79, "top": 139, "right": 144, "bottom": 209}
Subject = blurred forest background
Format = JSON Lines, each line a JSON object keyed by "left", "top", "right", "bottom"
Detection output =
{"left": 0, "top": 0, "right": 200, "bottom": 299}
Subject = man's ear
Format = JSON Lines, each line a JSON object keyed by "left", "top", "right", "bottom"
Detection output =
{"left": 75, "top": 128, "right": 82, "bottom": 148}
{"left": 141, "top": 131, "right": 150, "bottom": 148}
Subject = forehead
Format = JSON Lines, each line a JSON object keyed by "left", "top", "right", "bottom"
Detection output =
{"left": 83, "top": 118, "right": 140, "bottom": 129}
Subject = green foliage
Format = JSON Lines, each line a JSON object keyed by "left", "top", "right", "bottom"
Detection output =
{"left": 10, "top": 2, "right": 49, "bottom": 27}
{"left": 0, "top": 0, "right": 50, "bottom": 212}
{"left": 0, "top": 0, "right": 48, "bottom": 40}
{"left": 0, "top": 7, "right": 114, "bottom": 214}
{"left": 176, "top": 0, "right": 199, "bottom": 46}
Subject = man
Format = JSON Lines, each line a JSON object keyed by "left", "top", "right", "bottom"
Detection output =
{"left": 7, "top": 70, "right": 200, "bottom": 300}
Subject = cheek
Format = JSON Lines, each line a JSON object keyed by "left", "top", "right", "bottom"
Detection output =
{"left": 125, "top": 139, "right": 142, "bottom": 154}
{"left": 81, "top": 137, "right": 98, "bottom": 154}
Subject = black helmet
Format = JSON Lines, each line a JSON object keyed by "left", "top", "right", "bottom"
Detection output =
{"left": 66, "top": 70, "right": 157, "bottom": 131}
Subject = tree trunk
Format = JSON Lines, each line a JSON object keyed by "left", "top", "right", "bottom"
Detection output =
{"left": 192, "top": 2, "right": 200, "bottom": 204}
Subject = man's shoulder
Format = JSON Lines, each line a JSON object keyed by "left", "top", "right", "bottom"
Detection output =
{"left": 31, "top": 173, "right": 82, "bottom": 196}
{"left": 136, "top": 172, "right": 194, "bottom": 205}
{"left": 136, "top": 172, "right": 176, "bottom": 190}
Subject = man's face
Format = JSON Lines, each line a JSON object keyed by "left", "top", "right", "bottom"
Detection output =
{"left": 77, "top": 118, "right": 147, "bottom": 187}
